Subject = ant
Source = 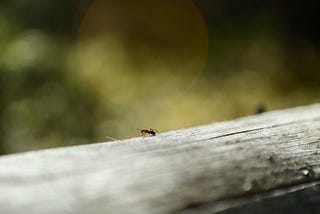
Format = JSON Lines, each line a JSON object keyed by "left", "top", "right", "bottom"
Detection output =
{"left": 138, "top": 128, "right": 159, "bottom": 136}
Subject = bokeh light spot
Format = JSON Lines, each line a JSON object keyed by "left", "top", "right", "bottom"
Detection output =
{"left": 77, "top": 0, "right": 208, "bottom": 135}
{"left": 78, "top": 0, "right": 208, "bottom": 96}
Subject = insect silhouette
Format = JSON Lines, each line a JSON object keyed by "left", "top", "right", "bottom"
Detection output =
{"left": 138, "top": 128, "right": 159, "bottom": 136}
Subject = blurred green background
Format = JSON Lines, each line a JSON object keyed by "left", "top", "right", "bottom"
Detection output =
{"left": 1, "top": 0, "right": 320, "bottom": 155}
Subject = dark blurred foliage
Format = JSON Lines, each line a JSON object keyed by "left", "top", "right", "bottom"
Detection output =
{"left": 199, "top": 0, "right": 320, "bottom": 84}
{"left": 1, "top": 0, "right": 320, "bottom": 154}
{"left": 1, "top": 0, "right": 79, "bottom": 34}
{"left": 0, "top": 0, "right": 109, "bottom": 154}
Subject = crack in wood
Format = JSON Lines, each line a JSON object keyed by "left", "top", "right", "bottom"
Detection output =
{"left": 205, "top": 118, "right": 320, "bottom": 141}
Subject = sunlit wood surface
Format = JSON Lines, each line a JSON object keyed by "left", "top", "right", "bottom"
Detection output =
{"left": 1, "top": 104, "right": 320, "bottom": 213}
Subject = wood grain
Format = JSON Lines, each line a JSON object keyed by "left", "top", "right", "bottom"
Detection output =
{"left": 1, "top": 104, "right": 320, "bottom": 213}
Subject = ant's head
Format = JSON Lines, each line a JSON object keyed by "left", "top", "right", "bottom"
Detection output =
{"left": 150, "top": 128, "right": 159, "bottom": 133}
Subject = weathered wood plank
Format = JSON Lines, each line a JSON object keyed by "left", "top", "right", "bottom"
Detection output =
{"left": 1, "top": 104, "right": 320, "bottom": 213}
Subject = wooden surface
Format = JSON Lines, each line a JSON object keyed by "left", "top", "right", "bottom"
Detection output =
{"left": 1, "top": 104, "right": 320, "bottom": 213}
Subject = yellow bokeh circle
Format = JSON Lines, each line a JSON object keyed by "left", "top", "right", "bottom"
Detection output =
{"left": 78, "top": 0, "right": 208, "bottom": 104}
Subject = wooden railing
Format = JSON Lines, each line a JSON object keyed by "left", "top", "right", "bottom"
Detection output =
{"left": 1, "top": 104, "right": 320, "bottom": 213}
